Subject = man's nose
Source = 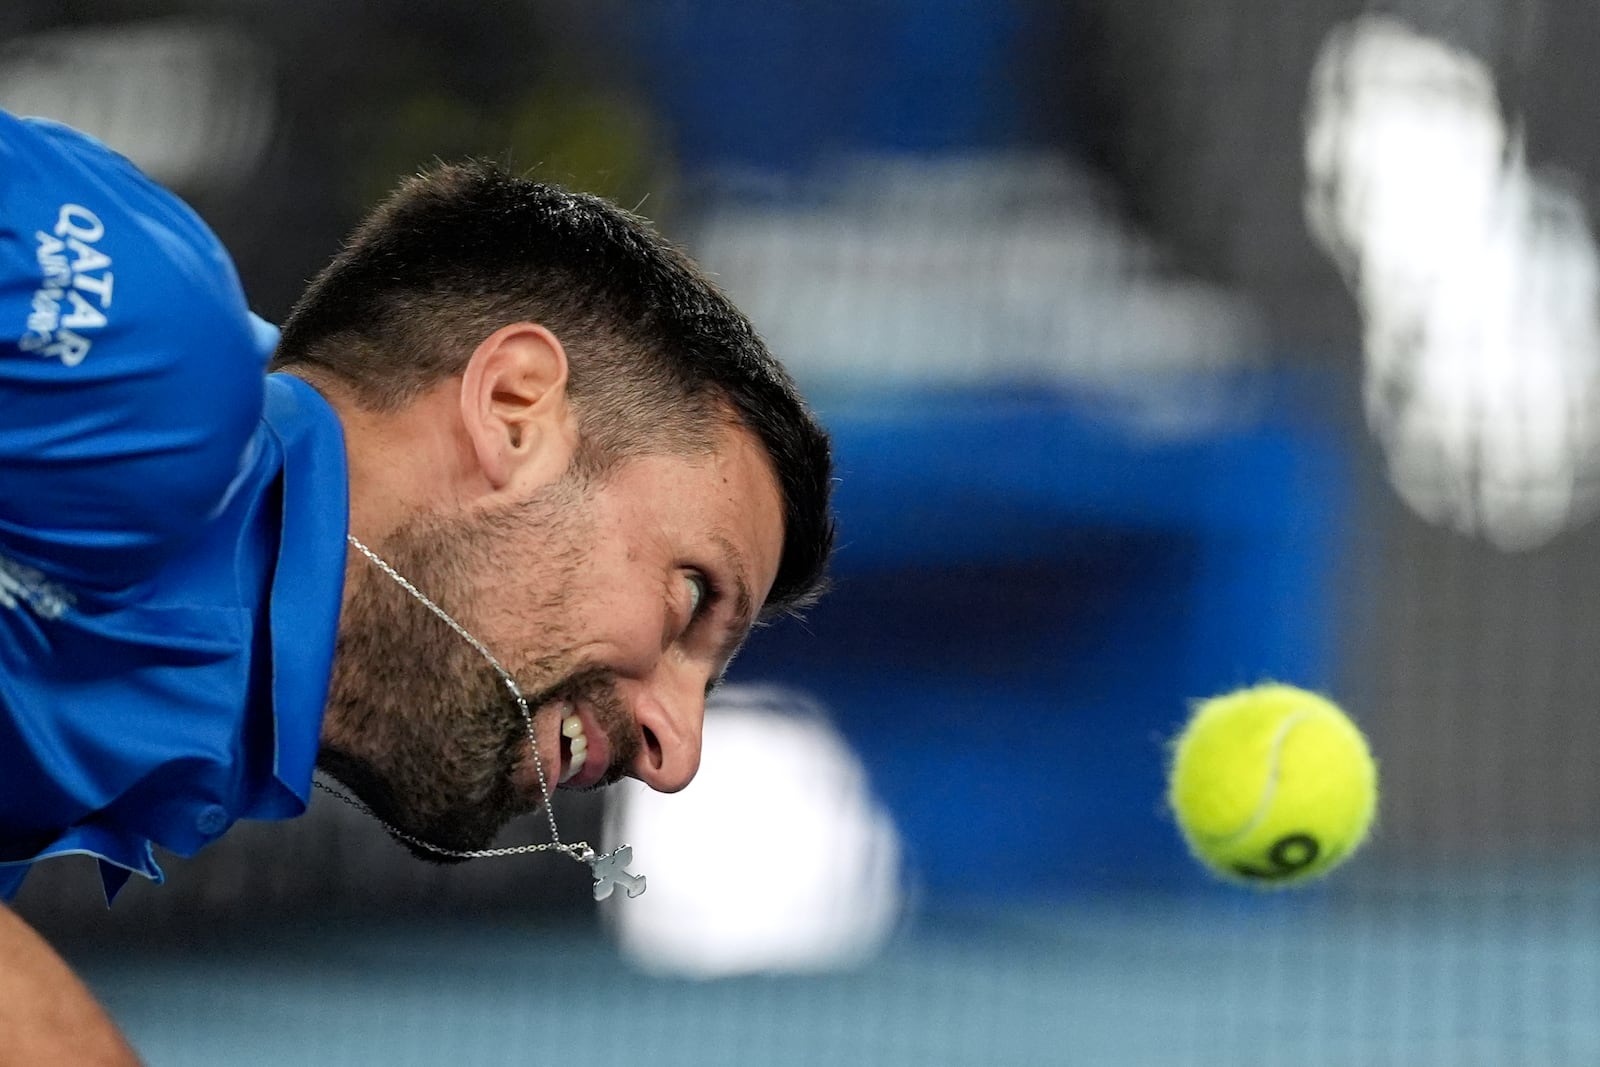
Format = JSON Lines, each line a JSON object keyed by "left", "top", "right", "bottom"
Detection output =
{"left": 627, "top": 667, "right": 705, "bottom": 793}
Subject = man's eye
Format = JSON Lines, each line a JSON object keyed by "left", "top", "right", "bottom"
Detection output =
{"left": 686, "top": 572, "right": 710, "bottom": 619}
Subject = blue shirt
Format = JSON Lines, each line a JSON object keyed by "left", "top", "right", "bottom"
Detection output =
{"left": 0, "top": 110, "right": 349, "bottom": 901}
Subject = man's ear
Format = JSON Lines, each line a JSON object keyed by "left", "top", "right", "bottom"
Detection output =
{"left": 458, "top": 322, "right": 577, "bottom": 492}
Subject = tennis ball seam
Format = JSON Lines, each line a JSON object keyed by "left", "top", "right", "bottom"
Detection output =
{"left": 1190, "top": 708, "right": 1312, "bottom": 847}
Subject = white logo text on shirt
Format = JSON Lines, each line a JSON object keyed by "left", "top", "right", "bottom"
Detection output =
{"left": 18, "top": 204, "right": 114, "bottom": 368}
{"left": 0, "top": 554, "right": 74, "bottom": 620}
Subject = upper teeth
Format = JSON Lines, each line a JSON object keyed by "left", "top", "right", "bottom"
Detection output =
{"left": 560, "top": 710, "right": 588, "bottom": 783}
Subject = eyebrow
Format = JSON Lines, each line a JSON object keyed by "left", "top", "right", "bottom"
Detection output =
{"left": 709, "top": 532, "right": 755, "bottom": 683}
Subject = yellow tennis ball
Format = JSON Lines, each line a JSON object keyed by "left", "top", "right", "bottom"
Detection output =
{"left": 1168, "top": 683, "right": 1377, "bottom": 887}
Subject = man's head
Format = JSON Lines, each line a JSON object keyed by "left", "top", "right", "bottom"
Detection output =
{"left": 273, "top": 162, "right": 834, "bottom": 854}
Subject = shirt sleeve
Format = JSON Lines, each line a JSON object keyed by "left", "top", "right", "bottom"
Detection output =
{"left": 0, "top": 110, "right": 274, "bottom": 594}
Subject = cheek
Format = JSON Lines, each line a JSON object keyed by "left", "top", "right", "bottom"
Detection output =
{"left": 568, "top": 582, "right": 669, "bottom": 671}
{"left": 564, "top": 515, "right": 671, "bottom": 669}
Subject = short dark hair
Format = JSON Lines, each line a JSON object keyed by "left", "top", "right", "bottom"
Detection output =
{"left": 272, "top": 161, "right": 833, "bottom": 616}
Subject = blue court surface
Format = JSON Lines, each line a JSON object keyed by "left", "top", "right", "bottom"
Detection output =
{"left": 73, "top": 861, "right": 1600, "bottom": 1067}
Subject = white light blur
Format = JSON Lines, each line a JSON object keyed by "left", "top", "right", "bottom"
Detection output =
{"left": 603, "top": 685, "right": 904, "bottom": 979}
{"left": 0, "top": 20, "right": 277, "bottom": 192}
{"left": 1305, "top": 15, "right": 1600, "bottom": 551}
{"left": 692, "top": 153, "right": 1266, "bottom": 429}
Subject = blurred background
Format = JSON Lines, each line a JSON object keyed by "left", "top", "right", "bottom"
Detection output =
{"left": 6, "top": 1, "right": 1600, "bottom": 1063}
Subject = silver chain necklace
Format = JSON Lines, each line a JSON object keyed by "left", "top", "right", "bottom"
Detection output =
{"left": 313, "top": 534, "right": 646, "bottom": 900}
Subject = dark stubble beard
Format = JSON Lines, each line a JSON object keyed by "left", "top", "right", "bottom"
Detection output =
{"left": 316, "top": 486, "right": 636, "bottom": 860}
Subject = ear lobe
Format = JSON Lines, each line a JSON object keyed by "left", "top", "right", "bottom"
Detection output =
{"left": 459, "top": 322, "right": 576, "bottom": 492}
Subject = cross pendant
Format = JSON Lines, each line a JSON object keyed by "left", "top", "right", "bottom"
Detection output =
{"left": 588, "top": 845, "right": 647, "bottom": 900}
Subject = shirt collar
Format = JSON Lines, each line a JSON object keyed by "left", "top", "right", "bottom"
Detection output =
{"left": 256, "top": 373, "right": 348, "bottom": 818}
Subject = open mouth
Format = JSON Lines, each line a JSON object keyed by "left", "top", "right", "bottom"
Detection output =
{"left": 540, "top": 697, "right": 615, "bottom": 793}
{"left": 559, "top": 706, "right": 589, "bottom": 784}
